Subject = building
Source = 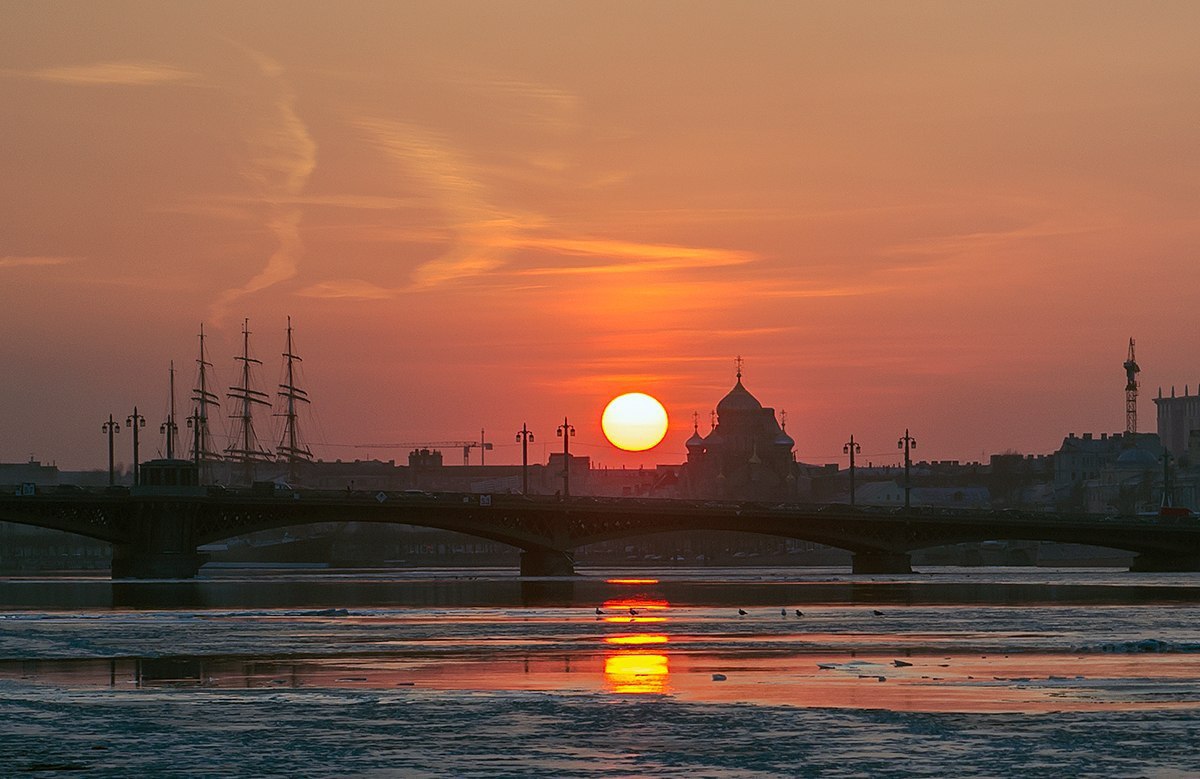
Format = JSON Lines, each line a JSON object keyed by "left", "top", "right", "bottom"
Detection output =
{"left": 681, "top": 368, "right": 799, "bottom": 500}
{"left": 1155, "top": 386, "right": 1200, "bottom": 459}
{"left": 1053, "top": 431, "right": 1165, "bottom": 513}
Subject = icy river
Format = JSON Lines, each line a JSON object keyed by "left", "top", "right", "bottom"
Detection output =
{"left": 3, "top": 566, "right": 1200, "bottom": 777}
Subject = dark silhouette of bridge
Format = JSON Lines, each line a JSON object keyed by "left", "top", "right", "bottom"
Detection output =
{"left": 2, "top": 488, "right": 1199, "bottom": 578}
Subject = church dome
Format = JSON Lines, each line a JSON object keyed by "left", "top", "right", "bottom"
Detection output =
{"left": 717, "top": 378, "right": 763, "bottom": 415}
{"left": 686, "top": 429, "right": 706, "bottom": 450}
{"left": 774, "top": 429, "right": 795, "bottom": 448}
{"left": 1116, "top": 447, "right": 1158, "bottom": 469}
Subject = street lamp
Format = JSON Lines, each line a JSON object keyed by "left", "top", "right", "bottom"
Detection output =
{"left": 1162, "top": 450, "right": 1174, "bottom": 509}
{"left": 187, "top": 409, "right": 206, "bottom": 471}
{"left": 516, "top": 423, "right": 534, "bottom": 495}
{"left": 897, "top": 428, "right": 917, "bottom": 510}
{"left": 556, "top": 417, "right": 575, "bottom": 498}
{"left": 127, "top": 407, "right": 146, "bottom": 486}
{"left": 843, "top": 434, "right": 860, "bottom": 507}
{"left": 102, "top": 414, "right": 120, "bottom": 486}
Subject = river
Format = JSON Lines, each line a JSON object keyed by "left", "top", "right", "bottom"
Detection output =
{"left": 2, "top": 566, "right": 1200, "bottom": 776}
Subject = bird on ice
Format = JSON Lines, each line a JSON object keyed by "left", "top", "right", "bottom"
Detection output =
{"left": 594, "top": 607, "right": 604, "bottom": 615}
{"left": 738, "top": 609, "right": 748, "bottom": 616}
{"left": 872, "top": 610, "right": 885, "bottom": 616}
{"left": 795, "top": 609, "right": 804, "bottom": 617}
{"left": 628, "top": 607, "right": 639, "bottom": 616}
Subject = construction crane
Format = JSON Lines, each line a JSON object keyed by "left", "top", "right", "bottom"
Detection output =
{"left": 1124, "top": 337, "right": 1140, "bottom": 435}
{"left": 354, "top": 433, "right": 493, "bottom": 466}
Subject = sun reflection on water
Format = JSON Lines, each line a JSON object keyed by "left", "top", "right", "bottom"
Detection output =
{"left": 602, "top": 579, "right": 672, "bottom": 693}
{"left": 604, "top": 652, "right": 670, "bottom": 694}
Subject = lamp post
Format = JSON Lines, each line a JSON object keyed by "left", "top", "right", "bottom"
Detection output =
{"left": 843, "top": 434, "right": 860, "bottom": 507}
{"left": 187, "top": 409, "right": 205, "bottom": 471}
{"left": 102, "top": 415, "right": 120, "bottom": 486}
{"left": 127, "top": 407, "right": 146, "bottom": 486}
{"left": 897, "top": 428, "right": 917, "bottom": 510}
{"left": 1162, "top": 450, "right": 1174, "bottom": 508}
{"left": 516, "top": 423, "right": 534, "bottom": 495}
{"left": 556, "top": 417, "right": 575, "bottom": 498}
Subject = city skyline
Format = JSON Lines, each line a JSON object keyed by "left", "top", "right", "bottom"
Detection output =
{"left": 2, "top": 2, "right": 1199, "bottom": 470}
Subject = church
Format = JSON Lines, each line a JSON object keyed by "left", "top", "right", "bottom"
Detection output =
{"left": 681, "top": 362, "right": 800, "bottom": 501}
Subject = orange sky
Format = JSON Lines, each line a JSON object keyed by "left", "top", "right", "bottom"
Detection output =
{"left": 2, "top": 2, "right": 1198, "bottom": 471}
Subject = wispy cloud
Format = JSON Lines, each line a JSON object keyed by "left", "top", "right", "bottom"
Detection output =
{"left": 507, "top": 237, "right": 755, "bottom": 276}
{"left": 448, "top": 72, "right": 582, "bottom": 134}
{"left": 0, "top": 255, "right": 75, "bottom": 269}
{"left": 880, "top": 220, "right": 1107, "bottom": 260}
{"left": 296, "top": 279, "right": 396, "bottom": 300}
{"left": 30, "top": 61, "right": 196, "bottom": 86}
{"left": 356, "top": 117, "right": 519, "bottom": 288}
{"left": 209, "top": 46, "right": 316, "bottom": 322}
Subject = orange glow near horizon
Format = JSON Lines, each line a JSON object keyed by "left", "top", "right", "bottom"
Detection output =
{"left": 605, "top": 578, "right": 660, "bottom": 585}
{"left": 3, "top": 4, "right": 1199, "bottom": 471}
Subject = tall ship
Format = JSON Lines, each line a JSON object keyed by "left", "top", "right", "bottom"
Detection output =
{"left": 275, "top": 316, "right": 314, "bottom": 483}
{"left": 184, "top": 317, "right": 315, "bottom": 487}
{"left": 189, "top": 324, "right": 225, "bottom": 483}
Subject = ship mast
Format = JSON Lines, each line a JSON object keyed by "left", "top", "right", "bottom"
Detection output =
{"left": 160, "top": 361, "right": 178, "bottom": 458}
{"left": 225, "top": 318, "right": 272, "bottom": 484}
{"left": 190, "top": 323, "right": 223, "bottom": 482}
{"left": 275, "top": 315, "right": 312, "bottom": 483}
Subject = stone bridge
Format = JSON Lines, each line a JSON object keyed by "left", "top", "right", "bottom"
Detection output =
{"left": 2, "top": 488, "right": 1198, "bottom": 577}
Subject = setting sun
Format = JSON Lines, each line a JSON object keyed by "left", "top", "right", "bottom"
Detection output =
{"left": 601, "top": 393, "right": 669, "bottom": 452}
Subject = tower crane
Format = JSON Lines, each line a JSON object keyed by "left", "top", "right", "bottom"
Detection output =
{"left": 1124, "top": 337, "right": 1140, "bottom": 435}
{"left": 354, "top": 433, "right": 493, "bottom": 465}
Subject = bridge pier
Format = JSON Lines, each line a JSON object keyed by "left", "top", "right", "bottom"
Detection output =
{"left": 1130, "top": 552, "right": 1200, "bottom": 573}
{"left": 110, "top": 502, "right": 206, "bottom": 579}
{"left": 520, "top": 549, "right": 576, "bottom": 577}
{"left": 851, "top": 550, "right": 912, "bottom": 575}
{"left": 111, "top": 546, "right": 206, "bottom": 579}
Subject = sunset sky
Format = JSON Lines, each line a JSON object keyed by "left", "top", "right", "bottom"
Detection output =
{"left": 2, "top": 1, "right": 1198, "bottom": 472}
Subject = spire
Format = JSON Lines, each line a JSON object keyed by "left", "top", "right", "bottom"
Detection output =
{"left": 735, "top": 355, "right": 744, "bottom": 382}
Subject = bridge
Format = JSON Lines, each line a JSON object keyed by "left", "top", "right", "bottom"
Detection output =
{"left": 2, "top": 487, "right": 1199, "bottom": 578}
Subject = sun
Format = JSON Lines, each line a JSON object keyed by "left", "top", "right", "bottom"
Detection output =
{"left": 602, "top": 393, "right": 669, "bottom": 451}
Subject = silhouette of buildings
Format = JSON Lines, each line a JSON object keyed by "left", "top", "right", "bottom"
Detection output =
{"left": 1156, "top": 385, "right": 1200, "bottom": 458}
{"left": 681, "top": 367, "right": 799, "bottom": 500}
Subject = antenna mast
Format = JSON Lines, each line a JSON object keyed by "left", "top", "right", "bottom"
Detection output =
{"left": 225, "top": 318, "right": 272, "bottom": 484}
{"left": 276, "top": 316, "right": 313, "bottom": 482}
{"left": 1124, "top": 337, "right": 1140, "bottom": 435}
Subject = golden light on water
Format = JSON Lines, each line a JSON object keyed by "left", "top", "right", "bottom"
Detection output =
{"left": 604, "top": 634, "right": 669, "bottom": 646}
{"left": 602, "top": 615, "right": 666, "bottom": 624}
{"left": 605, "top": 578, "right": 660, "bottom": 585}
{"left": 604, "top": 653, "right": 670, "bottom": 694}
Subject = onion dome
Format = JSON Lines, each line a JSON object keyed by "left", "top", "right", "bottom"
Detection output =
{"left": 686, "top": 428, "right": 706, "bottom": 450}
{"left": 716, "top": 377, "right": 763, "bottom": 415}
{"left": 774, "top": 428, "right": 795, "bottom": 448}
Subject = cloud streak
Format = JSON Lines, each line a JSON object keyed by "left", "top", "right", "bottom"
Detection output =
{"left": 0, "top": 255, "right": 75, "bottom": 269}
{"left": 209, "top": 46, "right": 316, "bottom": 322}
{"left": 30, "top": 61, "right": 197, "bottom": 86}
{"left": 356, "top": 117, "right": 522, "bottom": 288}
